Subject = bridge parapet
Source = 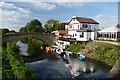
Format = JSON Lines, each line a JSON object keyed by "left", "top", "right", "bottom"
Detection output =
{"left": 2, "top": 33, "right": 57, "bottom": 44}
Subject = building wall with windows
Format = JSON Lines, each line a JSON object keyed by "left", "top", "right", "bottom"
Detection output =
{"left": 65, "top": 16, "right": 99, "bottom": 41}
{"left": 68, "top": 22, "right": 99, "bottom": 31}
{"left": 97, "top": 27, "right": 120, "bottom": 41}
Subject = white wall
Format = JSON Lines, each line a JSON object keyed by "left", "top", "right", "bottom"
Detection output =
{"left": 68, "top": 30, "right": 95, "bottom": 41}
{"left": 91, "top": 32, "right": 95, "bottom": 40}
{"left": 75, "top": 32, "right": 88, "bottom": 41}
{"left": 65, "top": 25, "right": 68, "bottom": 29}
{"left": 68, "top": 30, "right": 77, "bottom": 38}
{"left": 68, "top": 19, "right": 80, "bottom": 30}
{"left": 69, "top": 19, "right": 79, "bottom": 24}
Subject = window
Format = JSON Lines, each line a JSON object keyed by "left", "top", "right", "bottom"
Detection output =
{"left": 105, "top": 33, "right": 107, "bottom": 38}
{"left": 117, "top": 32, "right": 120, "bottom": 38}
{"left": 80, "top": 32, "right": 84, "bottom": 38}
{"left": 109, "top": 33, "right": 111, "bottom": 38}
{"left": 112, "top": 33, "right": 114, "bottom": 38}
{"left": 113, "top": 33, "right": 116, "bottom": 38}
{"left": 108, "top": 32, "right": 110, "bottom": 38}
{"left": 69, "top": 25, "right": 73, "bottom": 29}
{"left": 82, "top": 23, "right": 88, "bottom": 28}
{"left": 97, "top": 33, "right": 100, "bottom": 37}
{"left": 78, "top": 25, "right": 79, "bottom": 29}
{"left": 106, "top": 34, "right": 109, "bottom": 38}
{"left": 89, "top": 25, "right": 91, "bottom": 29}
{"left": 73, "top": 34, "right": 74, "bottom": 37}
{"left": 75, "top": 33, "right": 77, "bottom": 36}
{"left": 99, "top": 33, "right": 101, "bottom": 37}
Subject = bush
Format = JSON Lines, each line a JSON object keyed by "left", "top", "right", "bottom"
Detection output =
{"left": 2, "top": 42, "right": 35, "bottom": 79}
{"left": 66, "top": 43, "right": 83, "bottom": 53}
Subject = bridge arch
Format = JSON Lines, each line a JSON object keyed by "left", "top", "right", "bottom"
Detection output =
{"left": 2, "top": 33, "right": 57, "bottom": 44}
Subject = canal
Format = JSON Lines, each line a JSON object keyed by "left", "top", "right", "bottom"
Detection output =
{"left": 17, "top": 38, "right": 112, "bottom": 79}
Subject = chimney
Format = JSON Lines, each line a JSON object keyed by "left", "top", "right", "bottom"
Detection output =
{"left": 72, "top": 16, "right": 77, "bottom": 18}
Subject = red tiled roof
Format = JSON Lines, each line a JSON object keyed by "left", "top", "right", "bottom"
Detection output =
{"left": 58, "top": 30, "right": 65, "bottom": 34}
{"left": 72, "top": 17, "right": 99, "bottom": 24}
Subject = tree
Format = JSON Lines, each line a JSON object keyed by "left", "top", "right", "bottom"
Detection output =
{"left": 7, "top": 30, "right": 17, "bottom": 34}
{"left": 44, "top": 24, "right": 52, "bottom": 33}
{"left": 26, "top": 37, "right": 44, "bottom": 56}
{"left": 116, "top": 24, "right": 120, "bottom": 28}
{"left": 65, "top": 28, "right": 68, "bottom": 34}
{"left": 44, "top": 19, "right": 59, "bottom": 33}
{"left": 57, "top": 22, "right": 68, "bottom": 30}
{"left": 45, "top": 19, "right": 59, "bottom": 27}
{"left": 19, "top": 27, "right": 27, "bottom": 33}
{"left": 31, "top": 19, "right": 42, "bottom": 26}
{"left": 0, "top": 28, "right": 17, "bottom": 34}
{"left": 1, "top": 28, "right": 9, "bottom": 34}
{"left": 5, "top": 42, "right": 35, "bottom": 79}
{"left": 19, "top": 19, "right": 44, "bottom": 33}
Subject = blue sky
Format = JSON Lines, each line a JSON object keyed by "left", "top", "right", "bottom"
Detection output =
{"left": 0, "top": 1, "right": 119, "bottom": 31}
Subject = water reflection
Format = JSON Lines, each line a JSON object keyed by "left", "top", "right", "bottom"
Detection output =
{"left": 17, "top": 41, "right": 28, "bottom": 56}
{"left": 63, "top": 55, "right": 111, "bottom": 78}
{"left": 27, "top": 54, "right": 111, "bottom": 78}
{"left": 27, "top": 59, "right": 72, "bottom": 78}
{"left": 17, "top": 37, "right": 44, "bottom": 56}
{"left": 17, "top": 38, "right": 111, "bottom": 78}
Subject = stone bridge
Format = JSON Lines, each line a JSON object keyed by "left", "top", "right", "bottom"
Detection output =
{"left": 2, "top": 32, "right": 58, "bottom": 44}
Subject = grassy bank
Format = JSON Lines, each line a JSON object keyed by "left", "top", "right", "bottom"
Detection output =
{"left": 66, "top": 41, "right": 120, "bottom": 66}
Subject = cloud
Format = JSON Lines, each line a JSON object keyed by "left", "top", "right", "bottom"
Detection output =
{"left": 55, "top": 2, "right": 87, "bottom": 8}
{"left": 0, "top": 1, "right": 16, "bottom": 8}
{"left": 0, "top": 1, "right": 31, "bottom": 13}
{"left": 0, "top": 1, "right": 57, "bottom": 31}
{"left": 0, "top": 1, "right": 56, "bottom": 10}
{"left": 18, "top": 7, "right": 31, "bottom": 13}
{"left": 111, "top": 16, "right": 118, "bottom": 19}
{"left": 0, "top": 2, "right": 31, "bottom": 31}
{"left": 93, "top": 14, "right": 104, "bottom": 19}
{"left": 52, "top": 0, "right": 120, "bottom": 2}
{"left": 31, "top": 2, "right": 56, "bottom": 10}
{"left": 0, "top": 9, "right": 19, "bottom": 24}
{"left": 0, "top": 9, "right": 30, "bottom": 31}
{"left": 1, "top": 0, "right": 120, "bottom": 2}
{"left": 92, "top": 14, "right": 117, "bottom": 29}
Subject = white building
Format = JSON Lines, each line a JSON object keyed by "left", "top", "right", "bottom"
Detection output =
{"left": 97, "top": 26, "right": 120, "bottom": 41}
{"left": 65, "top": 16, "right": 99, "bottom": 41}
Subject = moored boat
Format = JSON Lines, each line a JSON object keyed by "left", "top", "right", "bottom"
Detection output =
{"left": 77, "top": 53, "right": 86, "bottom": 61}
{"left": 56, "top": 48, "right": 63, "bottom": 54}
{"left": 45, "top": 47, "right": 52, "bottom": 53}
{"left": 55, "top": 48, "right": 65, "bottom": 58}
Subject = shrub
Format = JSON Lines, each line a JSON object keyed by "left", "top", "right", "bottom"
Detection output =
{"left": 2, "top": 42, "right": 35, "bottom": 79}
{"left": 66, "top": 43, "right": 83, "bottom": 53}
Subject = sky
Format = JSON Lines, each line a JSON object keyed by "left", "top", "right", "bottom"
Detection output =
{"left": 0, "top": 0, "right": 119, "bottom": 32}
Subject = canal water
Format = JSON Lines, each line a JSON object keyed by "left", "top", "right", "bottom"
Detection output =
{"left": 17, "top": 40, "right": 112, "bottom": 79}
